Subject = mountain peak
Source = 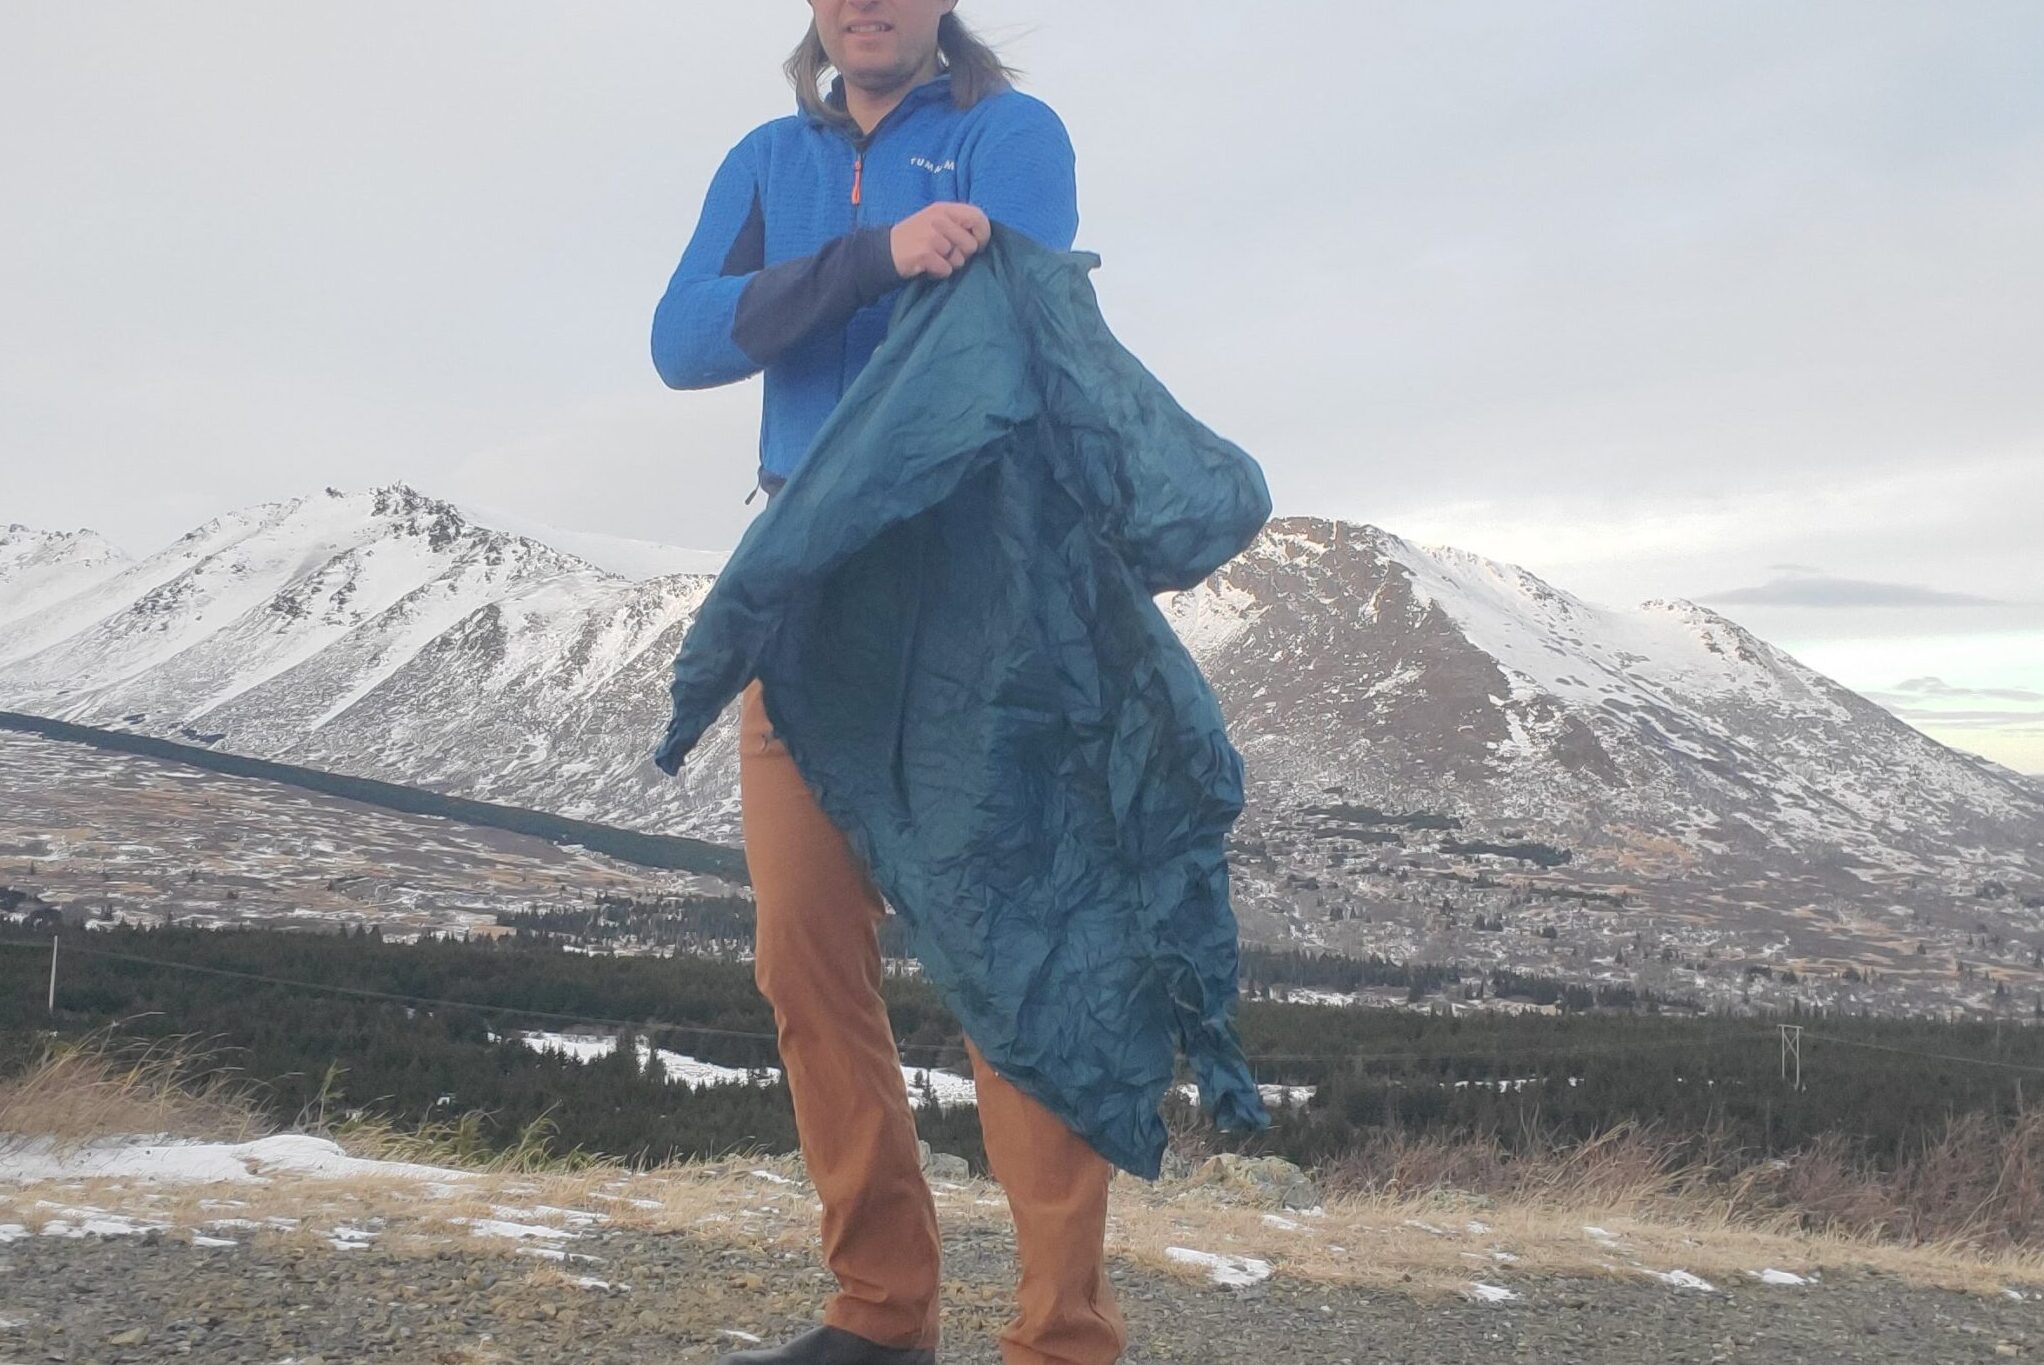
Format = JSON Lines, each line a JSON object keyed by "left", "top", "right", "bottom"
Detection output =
{"left": 0, "top": 524, "right": 135, "bottom": 632}
{"left": 366, "top": 482, "right": 470, "bottom": 530}
{"left": 3, "top": 522, "right": 116, "bottom": 546}
{"left": 0, "top": 522, "right": 130, "bottom": 563}
{"left": 1636, "top": 596, "right": 1782, "bottom": 670}
{"left": 1261, "top": 516, "right": 1406, "bottom": 551}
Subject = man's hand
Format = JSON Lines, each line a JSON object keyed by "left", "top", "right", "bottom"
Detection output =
{"left": 891, "top": 202, "right": 992, "bottom": 280}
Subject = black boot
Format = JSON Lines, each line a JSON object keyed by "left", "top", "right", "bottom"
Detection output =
{"left": 711, "top": 1324, "right": 936, "bottom": 1365}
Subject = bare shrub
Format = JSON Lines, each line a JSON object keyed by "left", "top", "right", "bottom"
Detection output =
{"left": 1748, "top": 1109, "right": 2044, "bottom": 1251}
{"left": 1318, "top": 1107, "right": 2044, "bottom": 1254}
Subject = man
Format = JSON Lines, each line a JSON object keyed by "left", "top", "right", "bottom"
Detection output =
{"left": 651, "top": 5, "right": 1124, "bottom": 1364}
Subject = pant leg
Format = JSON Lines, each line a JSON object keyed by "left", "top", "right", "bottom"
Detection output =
{"left": 741, "top": 679, "right": 942, "bottom": 1351}
{"left": 964, "top": 1036, "right": 1128, "bottom": 1365}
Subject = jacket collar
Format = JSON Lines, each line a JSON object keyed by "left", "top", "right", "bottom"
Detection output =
{"left": 800, "top": 68, "right": 954, "bottom": 133}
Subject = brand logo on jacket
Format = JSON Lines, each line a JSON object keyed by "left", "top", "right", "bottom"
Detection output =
{"left": 908, "top": 155, "right": 957, "bottom": 174}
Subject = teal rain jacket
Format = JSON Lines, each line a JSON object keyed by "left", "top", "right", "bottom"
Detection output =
{"left": 652, "top": 226, "right": 1273, "bottom": 1177}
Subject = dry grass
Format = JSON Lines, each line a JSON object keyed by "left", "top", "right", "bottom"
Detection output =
{"left": 1109, "top": 1175, "right": 2044, "bottom": 1300}
{"left": 0, "top": 1154, "right": 830, "bottom": 1269}
{"left": 7, "top": 1132, "right": 2044, "bottom": 1302}
{"left": 324, "top": 1105, "right": 610, "bottom": 1175}
{"left": 10, "top": 1035, "right": 2044, "bottom": 1300}
{"left": 1755, "top": 1112, "right": 2044, "bottom": 1249}
{"left": 1312, "top": 1112, "right": 2044, "bottom": 1256}
{"left": 0, "top": 1025, "right": 270, "bottom": 1147}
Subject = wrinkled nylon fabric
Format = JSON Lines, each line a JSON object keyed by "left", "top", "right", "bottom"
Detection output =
{"left": 652, "top": 227, "right": 1273, "bottom": 1178}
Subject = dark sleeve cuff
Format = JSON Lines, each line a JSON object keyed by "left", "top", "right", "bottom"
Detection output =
{"left": 732, "top": 227, "right": 906, "bottom": 368}
{"left": 849, "top": 225, "right": 901, "bottom": 303}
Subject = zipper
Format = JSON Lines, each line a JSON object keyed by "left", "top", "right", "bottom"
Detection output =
{"left": 835, "top": 78, "right": 932, "bottom": 382}
{"left": 849, "top": 131, "right": 871, "bottom": 228}
{"left": 832, "top": 72, "right": 942, "bottom": 226}
{"left": 844, "top": 130, "right": 872, "bottom": 394}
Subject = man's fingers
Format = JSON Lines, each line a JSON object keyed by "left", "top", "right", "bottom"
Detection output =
{"left": 952, "top": 219, "right": 989, "bottom": 257}
{"left": 933, "top": 219, "right": 978, "bottom": 257}
{"left": 932, "top": 202, "right": 991, "bottom": 242}
{"left": 901, "top": 203, "right": 991, "bottom": 278}
{"left": 947, "top": 206, "right": 992, "bottom": 245}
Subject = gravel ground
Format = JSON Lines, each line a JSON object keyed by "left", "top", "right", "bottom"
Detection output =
{"left": 1, "top": 1222, "right": 2039, "bottom": 1364}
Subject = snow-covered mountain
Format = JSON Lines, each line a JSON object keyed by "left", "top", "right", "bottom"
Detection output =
{"left": 0, "top": 523, "right": 130, "bottom": 629}
{"left": 4, "top": 488, "right": 2039, "bottom": 1000}
{"left": 1163, "top": 520, "right": 2039, "bottom": 881}
{"left": 0, "top": 486, "right": 740, "bottom": 830}
{"left": 1148, "top": 521, "right": 2042, "bottom": 995}
{"left": 444, "top": 497, "right": 729, "bottom": 582}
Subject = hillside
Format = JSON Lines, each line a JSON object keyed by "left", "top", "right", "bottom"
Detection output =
{"left": 0, "top": 726, "right": 735, "bottom": 939}
{"left": 3, "top": 485, "right": 2039, "bottom": 1016}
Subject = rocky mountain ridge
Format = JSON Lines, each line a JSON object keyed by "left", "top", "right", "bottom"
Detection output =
{"left": 5, "top": 484, "right": 2038, "bottom": 1014}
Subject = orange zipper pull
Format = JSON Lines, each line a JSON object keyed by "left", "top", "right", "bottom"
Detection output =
{"left": 851, "top": 155, "right": 863, "bottom": 207}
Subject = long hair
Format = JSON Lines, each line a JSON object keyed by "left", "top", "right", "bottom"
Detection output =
{"left": 786, "top": 12, "right": 1018, "bottom": 127}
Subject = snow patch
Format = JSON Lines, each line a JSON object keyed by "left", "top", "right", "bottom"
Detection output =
{"left": 518, "top": 1031, "right": 981, "bottom": 1109}
{"left": 1165, "top": 1246, "right": 1274, "bottom": 1287}
{"left": 1649, "top": 1268, "right": 1716, "bottom": 1292}
{"left": 458, "top": 1216, "right": 568, "bottom": 1241}
{"left": 0, "top": 1133, "right": 473, "bottom": 1186}
{"left": 35, "top": 1210, "right": 166, "bottom": 1239}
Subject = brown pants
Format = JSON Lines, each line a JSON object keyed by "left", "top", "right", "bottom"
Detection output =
{"left": 740, "top": 680, "right": 1128, "bottom": 1364}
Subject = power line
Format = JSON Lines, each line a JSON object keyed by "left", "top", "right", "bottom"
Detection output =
{"left": 1800, "top": 1029, "right": 2044, "bottom": 1077}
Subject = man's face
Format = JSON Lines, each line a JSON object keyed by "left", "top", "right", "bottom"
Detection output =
{"left": 809, "top": 0, "right": 956, "bottom": 90}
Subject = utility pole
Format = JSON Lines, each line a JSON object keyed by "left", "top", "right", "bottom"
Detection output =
{"left": 47, "top": 934, "right": 58, "bottom": 1014}
{"left": 1779, "top": 1023, "right": 1802, "bottom": 1091}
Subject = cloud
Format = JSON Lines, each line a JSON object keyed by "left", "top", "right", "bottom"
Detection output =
{"left": 1700, "top": 573, "right": 2008, "bottom": 608}
{"left": 1871, "top": 704, "right": 2044, "bottom": 729}
{"left": 1880, "top": 676, "right": 2044, "bottom": 703}
{"left": 4, "top": 2, "right": 2042, "bottom": 685}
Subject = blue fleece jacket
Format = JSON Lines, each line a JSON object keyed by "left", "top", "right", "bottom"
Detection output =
{"left": 650, "top": 72, "right": 1080, "bottom": 496}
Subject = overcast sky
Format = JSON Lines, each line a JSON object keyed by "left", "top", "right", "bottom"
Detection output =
{"left": 3, "top": 2, "right": 2040, "bottom": 772}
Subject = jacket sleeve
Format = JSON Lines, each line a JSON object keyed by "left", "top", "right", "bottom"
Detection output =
{"left": 962, "top": 96, "right": 1080, "bottom": 251}
{"left": 651, "top": 135, "right": 902, "bottom": 389}
{"left": 651, "top": 138, "right": 766, "bottom": 389}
